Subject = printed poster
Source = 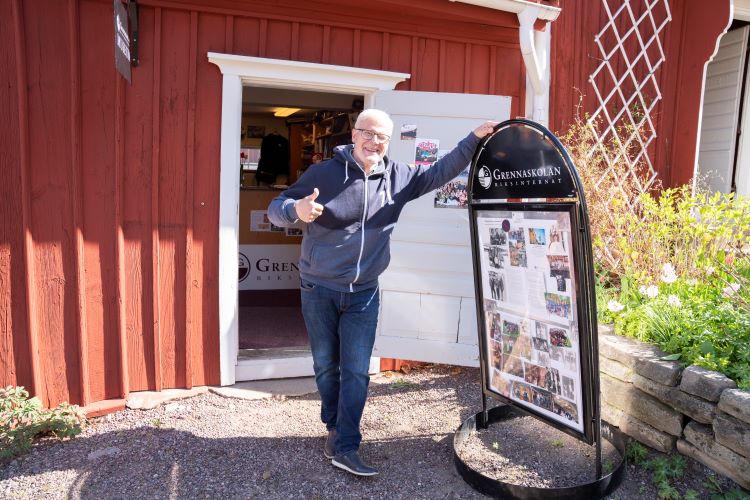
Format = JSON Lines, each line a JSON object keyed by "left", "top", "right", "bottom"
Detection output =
{"left": 477, "top": 209, "right": 584, "bottom": 433}
{"left": 434, "top": 166, "right": 469, "bottom": 209}
{"left": 400, "top": 124, "right": 417, "bottom": 140}
{"left": 414, "top": 138, "right": 439, "bottom": 166}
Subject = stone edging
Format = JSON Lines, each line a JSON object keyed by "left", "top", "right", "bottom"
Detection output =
{"left": 598, "top": 325, "right": 750, "bottom": 489}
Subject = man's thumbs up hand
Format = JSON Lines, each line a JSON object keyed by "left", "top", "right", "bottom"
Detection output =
{"left": 295, "top": 188, "right": 324, "bottom": 223}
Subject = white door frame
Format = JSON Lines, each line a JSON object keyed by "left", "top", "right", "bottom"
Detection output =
{"left": 207, "top": 53, "right": 409, "bottom": 385}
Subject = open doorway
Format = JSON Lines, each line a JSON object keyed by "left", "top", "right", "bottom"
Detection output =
{"left": 237, "top": 86, "right": 364, "bottom": 372}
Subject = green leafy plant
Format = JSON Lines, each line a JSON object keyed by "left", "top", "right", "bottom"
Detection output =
{"left": 0, "top": 386, "right": 85, "bottom": 460}
{"left": 625, "top": 440, "right": 648, "bottom": 465}
{"left": 550, "top": 438, "right": 564, "bottom": 448}
{"left": 683, "top": 490, "right": 700, "bottom": 500}
{"left": 646, "top": 454, "right": 688, "bottom": 500}
{"left": 704, "top": 475, "right": 750, "bottom": 500}
{"left": 389, "top": 378, "right": 417, "bottom": 391}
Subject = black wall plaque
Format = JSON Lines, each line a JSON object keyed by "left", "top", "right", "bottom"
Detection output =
{"left": 114, "top": 0, "right": 131, "bottom": 83}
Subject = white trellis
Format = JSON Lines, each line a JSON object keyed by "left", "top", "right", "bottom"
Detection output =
{"left": 586, "top": 0, "right": 672, "bottom": 265}
{"left": 587, "top": 0, "right": 671, "bottom": 203}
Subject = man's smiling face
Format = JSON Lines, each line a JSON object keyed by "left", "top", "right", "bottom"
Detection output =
{"left": 352, "top": 115, "right": 392, "bottom": 172}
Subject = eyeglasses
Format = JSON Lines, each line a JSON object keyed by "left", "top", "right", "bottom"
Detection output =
{"left": 355, "top": 128, "right": 391, "bottom": 143}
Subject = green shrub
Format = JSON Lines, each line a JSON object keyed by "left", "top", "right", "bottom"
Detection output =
{"left": 0, "top": 386, "right": 85, "bottom": 459}
{"left": 625, "top": 440, "right": 648, "bottom": 465}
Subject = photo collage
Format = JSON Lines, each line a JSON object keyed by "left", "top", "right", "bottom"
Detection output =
{"left": 478, "top": 210, "right": 584, "bottom": 433}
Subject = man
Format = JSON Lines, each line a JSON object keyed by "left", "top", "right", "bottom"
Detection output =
{"left": 267, "top": 109, "right": 497, "bottom": 476}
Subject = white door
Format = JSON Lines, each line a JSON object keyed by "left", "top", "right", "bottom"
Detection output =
{"left": 697, "top": 26, "right": 749, "bottom": 194}
{"left": 372, "top": 90, "right": 511, "bottom": 366}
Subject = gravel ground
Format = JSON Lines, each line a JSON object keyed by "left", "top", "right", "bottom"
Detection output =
{"left": 1, "top": 365, "right": 745, "bottom": 499}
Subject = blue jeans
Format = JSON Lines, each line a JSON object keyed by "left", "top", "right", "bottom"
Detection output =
{"left": 300, "top": 279, "right": 380, "bottom": 455}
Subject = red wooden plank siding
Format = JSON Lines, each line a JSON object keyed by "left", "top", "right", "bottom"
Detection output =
{"left": 158, "top": 8, "right": 191, "bottom": 389}
{"left": 26, "top": 1, "right": 83, "bottom": 407}
{"left": 71, "top": 0, "right": 90, "bottom": 407}
{"left": 150, "top": 6, "right": 163, "bottom": 392}
{"left": 123, "top": 4, "right": 157, "bottom": 393}
{"left": 80, "top": 0, "right": 121, "bottom": 404}
{"left": 0, "top": 0, "right": 32, "bottom": 392}
{"left": 662, "top": 1, "right": 730, "bottom": 187}
{"left": 191, "top": 12, "right": 224, "bottom": 386}
{"left": 184, "top": 10, "right": 199, "bottom": 389}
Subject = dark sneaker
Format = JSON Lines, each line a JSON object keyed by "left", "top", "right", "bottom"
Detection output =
{"left": 332, "top": 451, "right": 378, "bottom": 476}
{"left": 324, "top": 430, "right": 336, "bottom": 459}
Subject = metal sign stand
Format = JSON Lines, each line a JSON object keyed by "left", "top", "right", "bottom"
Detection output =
{"left": 453, "top": 119, "right": 625, "bottom": 499}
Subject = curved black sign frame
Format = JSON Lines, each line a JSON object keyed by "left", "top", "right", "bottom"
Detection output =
{"left": 466, "top": 119, "right": 601, "bottom": 458}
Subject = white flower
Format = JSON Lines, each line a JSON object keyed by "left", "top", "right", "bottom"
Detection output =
{"left": 639, "top": 285, "right": 647, "bottom": 295}
{"left": 723, "top": 283, "right": 740, "bottom": 298}
{"left": 646, "top": 285, "right": 659, "bottom": 299}
{"left": 661, "top": 263, "right": 678, "bottom": 284}
{"left": 607, "top": 300, "right": 625, "bottom": 312}
{"left": 667, "top": 295, "right": 681, "bottom": 307}
{"left": 704, "top": 266, "right": 715, "bottom": 276}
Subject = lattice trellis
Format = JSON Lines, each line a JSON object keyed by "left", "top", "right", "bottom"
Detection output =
{"left": 586, "top": 0, "right": 672, "bottom": 265}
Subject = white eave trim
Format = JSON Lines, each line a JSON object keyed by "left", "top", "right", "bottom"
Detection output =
{"left": 207, "top": 53, "right": 410, "bottom": 93}
{"left": 450, "top": 0, "right": 561, "bottom": 21}
{"left": 734, "top": 0, "right": 750, "bottom": 22}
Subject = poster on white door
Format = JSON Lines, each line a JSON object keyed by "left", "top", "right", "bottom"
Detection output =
{"left": 238, "top": 244, "right": 301, "bottom": 290}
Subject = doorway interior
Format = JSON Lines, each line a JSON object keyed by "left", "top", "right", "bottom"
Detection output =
{"left": 237, "top": 86, "right": 364, "bottom": 363}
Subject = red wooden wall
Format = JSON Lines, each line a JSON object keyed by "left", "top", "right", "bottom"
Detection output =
{"left": 550, "top": 0, "right": 730, "bottom": 186}
{"left": 0, "top": 0, "right": 526, "bottom": 409}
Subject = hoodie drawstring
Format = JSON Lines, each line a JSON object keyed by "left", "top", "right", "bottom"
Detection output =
{"left": 344, "top": 160, "right": 349, "bottom": 183}
{"left": 385, "top": 167, "right": 393, "bottom": 204}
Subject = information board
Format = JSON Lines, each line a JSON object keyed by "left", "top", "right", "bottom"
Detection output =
{"left": 468, "top": 120, "right": 598, "bottom": 444}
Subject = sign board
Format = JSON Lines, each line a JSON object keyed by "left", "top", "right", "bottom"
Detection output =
{"left": 114, "top": 0, "right": 131, "bottom": 83}
{"left": 468, "top": 120, "right": 599, "bottom": 444}
{"left": 238, "top": 245, "right": 301, "bottom": 290}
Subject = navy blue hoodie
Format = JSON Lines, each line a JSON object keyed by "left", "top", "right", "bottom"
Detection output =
{"left": 267, "top": 132, "right": 480, "bottom": 293}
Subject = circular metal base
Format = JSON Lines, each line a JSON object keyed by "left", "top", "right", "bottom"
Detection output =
{"left": 453, "top": 406, "right": 626, "bottom": 499}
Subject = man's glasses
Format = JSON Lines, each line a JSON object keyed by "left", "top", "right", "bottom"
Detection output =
{"left": 355, "top": 128, "right": 391, "bottom": 143}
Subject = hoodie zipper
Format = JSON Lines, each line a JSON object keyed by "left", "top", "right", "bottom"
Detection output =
{"left": 349, "top": 168, "right": 369, "bottom": 292}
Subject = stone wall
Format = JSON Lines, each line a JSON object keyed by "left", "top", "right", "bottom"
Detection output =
{"left": 598, "top": 326, "right": 750, "bottom": 489}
